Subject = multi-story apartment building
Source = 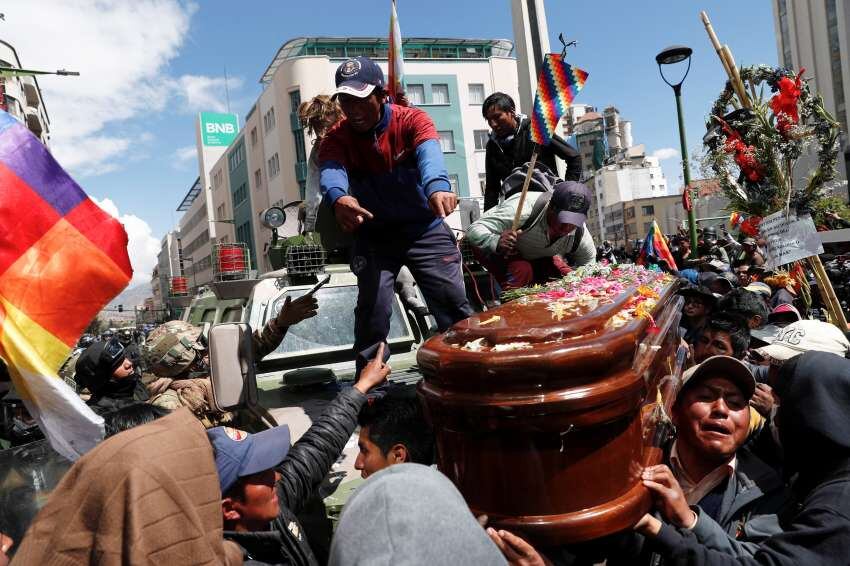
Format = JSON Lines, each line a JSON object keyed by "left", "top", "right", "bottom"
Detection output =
{"left": 0, "top": 40, "right": 50, "bottom": 145}
{"left": 176, "top": 177, "right": 213, "bottom": 292}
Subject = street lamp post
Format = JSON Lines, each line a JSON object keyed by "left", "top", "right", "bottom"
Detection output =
{"left": 656, "top": 45, "right": 698, "bottom": 259}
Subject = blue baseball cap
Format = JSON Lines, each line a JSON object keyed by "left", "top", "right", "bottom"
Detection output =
{"left": 333, "top": 56, "right": 385, "bottom": 99}
{"left": 207, "top": 425, "right": 291, "bottom": 494}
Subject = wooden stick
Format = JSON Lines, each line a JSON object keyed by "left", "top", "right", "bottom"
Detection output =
{"left": 512, "top": 146, "right": 540, "bottom": 231}
{"left": 700, "top": 11, "right": 750, "bottom": 108}
{"left": 808, "top": 255, "right": 849, "bottom": 331}
{"left": 700, "top": 11, "right": 734, "bottom": 78}
{"left": 721, "top": 45, "right": 751, "bottom": 108}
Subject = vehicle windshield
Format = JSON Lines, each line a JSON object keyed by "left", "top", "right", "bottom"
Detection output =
{"left": 0, "top": 440, "right": 72, "bottom": 555}
{"left": 268, "top": 285, "right": 410, "bottom": 355}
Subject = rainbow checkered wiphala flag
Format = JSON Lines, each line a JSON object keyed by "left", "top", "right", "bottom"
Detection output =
{"left": 530, "top": 54, "right": 588, "bottom": 145}
{"left": 0, "top": 109, "right": 131, "bottom": 459}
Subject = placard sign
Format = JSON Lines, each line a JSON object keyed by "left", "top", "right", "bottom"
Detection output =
{"left": 760, "top": 210, "right": 823, "bottom": 268}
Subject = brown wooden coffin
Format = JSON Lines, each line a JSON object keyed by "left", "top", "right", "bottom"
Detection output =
{"left": 417, "top": 271, "right": 683, "bottom": 546}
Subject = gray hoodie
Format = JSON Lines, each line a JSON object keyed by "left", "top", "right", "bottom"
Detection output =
{"left": 329, "top": 464, "right": 507, "bottom": 565}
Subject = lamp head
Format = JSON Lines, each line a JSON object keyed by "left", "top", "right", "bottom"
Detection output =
{"left": 656, "top": 45, "right": 693, "bottom": 65}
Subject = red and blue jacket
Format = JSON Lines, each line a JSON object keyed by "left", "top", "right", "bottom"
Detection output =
{"left": 319, "top": 103, "right": 451, "bottom": 237}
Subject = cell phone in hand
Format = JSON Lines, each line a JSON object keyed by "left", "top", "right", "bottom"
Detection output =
{"left": 305, "top": 274, "right": 331, "bottom": 296}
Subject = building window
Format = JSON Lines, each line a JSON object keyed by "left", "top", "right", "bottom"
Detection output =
{"left": 438, "top": 131, "right": 455, "bottom": 152}
{"left": 473, "top": 129, "right": 488, "bottom": 151}
{"left": 236, "top": 222, "right": 252, "bottom": 254}
{"left": 468, "top": 83, "right": 485, "bottom": 105}
{"left": 216, "top": 203, "right": 226, "bottom": 220}
{"left": 625, "top": 207, "right": 635, "bottom": 219}
{"left": 233, "top": 183, "right": 248, "bottom": 206}
{"left": 228, "top": 141, "right": 245, "bottom": 172}
{"left": 448, "top": 174, "right": 459, "bottom": 193}
{"left": 250, "top": 127, "right": 258, "bottom": 147}
{"left": 213, "top": 170, "right": 223, "bottom": 191}
{"left": 267, "top": 153, "right": 280, "bottom": 179}
{"left": 264, "top": 107, "right": 276, "bottom": 134}
{"left": 643, "top": 222, "right": 653, "bottom": 233}
{"left": 407, "top": 84, "right": 425, "bottom": 105}
{"left": 254, "top": 168, "right": 262, "bottom": 190}
{"left": 642, "top": 205, "right": 655, "bottom": 216}
{"left": 777, "top": 0, "right": 794, "bottom": 69}
{"left": 289, "top": 89, "right": 301, "bottom": 113}
{"left": 432, "top": 84, "right": 450, "bottom": 104}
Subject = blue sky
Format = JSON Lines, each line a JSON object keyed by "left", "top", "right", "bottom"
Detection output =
{"left": 4, "top": 0, "right": 778, "bottom": 283}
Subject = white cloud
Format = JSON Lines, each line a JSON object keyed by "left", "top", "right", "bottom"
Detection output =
{"left": 173, "top": 144, "right": 197, "bottom": 169}
{"left": 652, "top": 148, "right": 680, "bottom": 161}
{"left": 56, "top": 135, "right": 131, "bottom": 177}
{"left": 92, "top": 197, "right": 160, "bottom": 286}
{"left": 2, "top": 1, "right": 241, "bottom": 177}
{"left": 176, "top": 75, "right": 245, "bottom": 113}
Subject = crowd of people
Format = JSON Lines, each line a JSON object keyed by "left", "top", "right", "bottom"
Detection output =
{"left": 3, "top": 54, "right": 850, "bottom": 566}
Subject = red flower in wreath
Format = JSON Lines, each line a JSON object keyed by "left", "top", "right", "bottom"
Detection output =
{"left": 722, "top": 127, "right": 764, "bottom": 182}
{"left": 739, "top": 216, "right": 761, "bottom": 237}
{"left": 770, "top": 69, "right": 805, "bottom": 136}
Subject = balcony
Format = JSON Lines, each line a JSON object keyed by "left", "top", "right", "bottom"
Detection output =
{"left": 22, "top": 81, "right": 39, "bottom": 108}
{"left": 25, "top": 107, "right": 43, "bottom": 136}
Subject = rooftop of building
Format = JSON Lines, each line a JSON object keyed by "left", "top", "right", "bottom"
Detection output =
{"left": 261, "top": 36, "right": 514, "bottom": 84}
{"left": 177, "top": 177, "right": 202, "bottom": 211}
{"left": 576, "top": 111, "right": 603, "bottom": 124}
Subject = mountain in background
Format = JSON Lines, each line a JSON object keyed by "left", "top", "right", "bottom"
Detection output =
{"left": 106, "top": 282, "right": 152, "bottom": 310}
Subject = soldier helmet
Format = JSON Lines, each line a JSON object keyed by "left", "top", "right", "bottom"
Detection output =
{"left": 143, "top": 320, "right": 205, "bottom": 377}
{"left": 77, "top": 334, "right": 95, "bottom": 349}
{"left": 118, "top": 328, "right": 134, "bottom": 345}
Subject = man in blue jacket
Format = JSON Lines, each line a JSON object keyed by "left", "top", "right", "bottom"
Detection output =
{"left": 319, "top": 56, "right": 471, "bottom": 374}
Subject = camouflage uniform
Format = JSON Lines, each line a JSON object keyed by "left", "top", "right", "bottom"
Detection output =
{"left": 59, "top": 348, "right": 84, "bottom": 391}
{"left": 142, "top": 317, "right": 289, "bottom": 427}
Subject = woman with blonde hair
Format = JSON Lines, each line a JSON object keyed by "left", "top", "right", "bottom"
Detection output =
{"left": 299, "top": 95, "right": 343, "bottom": 233}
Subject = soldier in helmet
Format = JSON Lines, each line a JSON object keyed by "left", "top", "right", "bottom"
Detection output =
{"left": 684, "top": 226, "right": 729, "bottom": 268}
{"left": 117, "top": 327, "right": 144, "bottom": 375}
{"left": 143, "top": 293, "right": 318, "bottom": 426}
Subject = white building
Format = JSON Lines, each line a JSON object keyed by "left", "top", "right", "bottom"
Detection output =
{"left": 0, "top": 39, "right": 50, "bottom": 145}
{"left": 772, "top": 0, "right": 849, "bottom": 193}
{"left": 151, "top": 230, "right": 183, "bottom": 316}
{"left": 592, "top": 145, "right": 669, "bottom": 240}
{"left": 175, "top": 178, "right": 213, "bottom": 292}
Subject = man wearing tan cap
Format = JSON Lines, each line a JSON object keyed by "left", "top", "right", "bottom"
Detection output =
{"left": 611, "top": 356, "right": 787, "bottom": 563}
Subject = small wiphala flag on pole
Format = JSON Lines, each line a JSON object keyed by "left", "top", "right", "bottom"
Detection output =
{"left": 529, "top": 54, "right": 588, "bottom": 145}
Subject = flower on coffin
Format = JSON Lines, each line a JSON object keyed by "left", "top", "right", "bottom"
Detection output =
{"left": 539, "top": 288, "right": 574, "bottom": 301}
{"left": 547, "top": 301, "right": 571, "bottom": 321}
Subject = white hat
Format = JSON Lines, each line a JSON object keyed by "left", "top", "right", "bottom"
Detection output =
{"left": 756, "top": 320, "right": 850, "bottom": 361}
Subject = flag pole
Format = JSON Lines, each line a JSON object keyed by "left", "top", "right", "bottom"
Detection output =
{"left": 511, "top": 145, "right": 540, "bottom": 231}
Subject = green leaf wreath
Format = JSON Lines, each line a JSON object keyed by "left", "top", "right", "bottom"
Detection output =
{"left": 702, "top": 65, "right": 848, "bottom": 227}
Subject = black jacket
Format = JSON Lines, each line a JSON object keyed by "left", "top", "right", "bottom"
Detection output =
{"left": 484, "top": 117, "right": 581, "bottom": 211}
{"left": 225, "top": 387, "right": 367, "bottom": 566}
{"left": 648, "top": 352, "right": 850, "bottom": 565}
